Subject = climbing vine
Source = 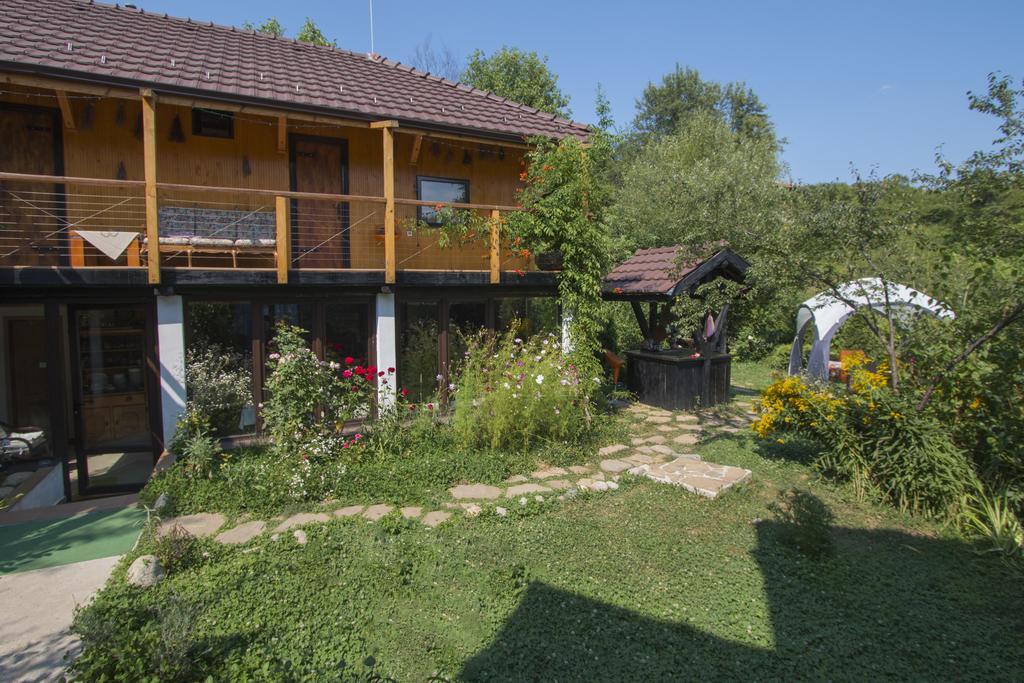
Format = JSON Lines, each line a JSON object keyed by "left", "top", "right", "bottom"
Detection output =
{"left": 506, "top": 134, "right": 612, "bottom": 354}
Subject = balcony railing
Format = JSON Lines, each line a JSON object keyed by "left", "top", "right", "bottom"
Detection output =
{"left": 0, "top": 171, "right": 532, "bottom": 283}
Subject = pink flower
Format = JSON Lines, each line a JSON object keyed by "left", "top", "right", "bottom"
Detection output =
{"left": 427, "top": 402, "right": 434, "bottom": 410}
{"left": 343, "top": 369, "right": 353, "bottom": 378}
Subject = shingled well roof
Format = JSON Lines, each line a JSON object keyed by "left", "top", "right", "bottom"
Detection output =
{"left": 0, "top": 0, "right": 591, "bottom": 142}
{"left": 603, "top": 247, "right": 750, "bottom": 300}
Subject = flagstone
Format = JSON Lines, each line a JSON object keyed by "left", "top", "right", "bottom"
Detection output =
{"left": 598, "top": 444, "right": 629, "bottom": 457}
{"left": 546, "top": 479, "right": 573, "bottom": 490}
{"left": 362, "top": 504, "right": 394, "bottom": 521}
{"left": 506, "top": 483, "right": 552, "bottom": 498}
{"left": 421, "top": 511, "right": 451, "bottom": 527}
{"left": 215, "top": 520, "right": 266, "bottom": 545}
{"left": 531, "top": 466, "right": 568, "bottom": 479}
{"left": 504, "top": 475, "right": 530, "bottom": 484}
{"left": 334, "top": 505, "right": 365, "bottom": 518}
{"left": 449, "top": 483, "right": 503, "bottom": 500}
{"left": 568, "top": 465, "right": 592, "bottom": 475}
{"left": 646, "top": 415, "right": 672, "bottom": 424}
{"left": 400, "top": 506, "right": 423, "bottom": 519}
{"left": 642, "top": 435, "right": 667, "bottom": 444}
{"left": 600, "top": 458, "right": 632, "bottom": 473}
{"left": 274, "top": 512, "right": 330, "bottom": 533}
{"left": 674, "top": 433, "right": 700, "bottom": 446}
{"left": 159, "top": 512, "right": 225, "bottom": 538}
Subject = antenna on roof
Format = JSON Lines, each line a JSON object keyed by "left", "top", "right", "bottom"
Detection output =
{"left": 368, "top": 0, "right": 375, "bottom": 55}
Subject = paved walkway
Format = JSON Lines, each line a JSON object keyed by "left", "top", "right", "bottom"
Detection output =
{"left": 0, "top": 555, "right": 121, "bottom": 682}
{"left": 158, "top": 398, "right": 758, "bottom": 547}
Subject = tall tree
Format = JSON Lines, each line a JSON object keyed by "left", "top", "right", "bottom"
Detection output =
{"left": 461, "top": 47, "right": 570, "bottom": 116}
{"left": 295, "top": 18, "right": 336, "bottom": 47}
{"left": 408, "top": 35, "right": 463, "bottom": 82}
{"left": 632, "top": 65, "right": 773, "bottom": 143}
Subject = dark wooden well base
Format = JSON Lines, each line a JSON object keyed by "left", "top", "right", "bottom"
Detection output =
{"left": 625, "top": 350, "right": 731, "bottom": 411}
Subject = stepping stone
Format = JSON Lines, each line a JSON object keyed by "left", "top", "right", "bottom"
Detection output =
{"left": 546, "top": 479, "right": 572, "bottom": 490}
{"left": 449, "top": 484, "right": 502, "bottom": 500}
{"left": 657, "top": 425, "right": 677, "bottom": 433}
{"left": 506, "top": 483, "right": 551, "bottom": 498}
{"left": 461, "top": 503, "right": 482, "bottom": 517}
{"left": 159, "top": 513, "right": 225, "bottom": 538}
{"left": 215, "top": 520, "right": 267, "bottom": 545}
{"left": 677, "top": 423, "right": 702, "bottom": 431}
{"left": 293, "top": 529, "right": 308, "bottom": 545}
{"left": 600, "top": 459, "right": 632, "bottom": 473}
{"left": 504, "top": 475, "right": 529, "bottom": 484}
{"left": 421, "top": 510, "right": 451, "bottom": 527}
{"left": 676, "top": 414, "right": 699, "bottom": 423}
{"left": 591, "top": 471, "right": 606, "bottom": 481}
{"left": 334, "top": 505, "right": 365, "bottom": 518}
{"left": 674, "top": 433, "right": 699, "bottom": 446}
{"left": 630, "top": 437, "right": 647, "bottom": 446}
{"left": 598, "top": 444, "right": 629, "bottom": 457}
{"left": 400, "top": 506, "right": 423, "bottom": 519}
{"left": 362, "top": 504, "right": 394, "bottom": 521}
{"left": 649, "top": 444, "right": 674, "bottom": 456}
{"left": 631, "top": 456, "right": 752, "bottom": 499}
{"left": 719, "top": 426, "right": 742, "bottom": 433}
{"left": 274, "top": 512, "right": 330, "bottom": 533}
{"left": 646, "top": 415, "right": 672, "bottom": 424}
{"left": 568, "top": 465, "right": 592, "bottom": 475}
{"left": 625, "top": 453, "right": 654, "bottom": 465}
{"left": 532, "top": 466, "right": 568, "bottom": 479}
{"left": 642, "top": 435, "right": 667, "bottom": 445}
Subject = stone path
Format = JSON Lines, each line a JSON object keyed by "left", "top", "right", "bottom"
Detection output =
{"left": 157, "top": 396, "right": 760, "bottom": 546}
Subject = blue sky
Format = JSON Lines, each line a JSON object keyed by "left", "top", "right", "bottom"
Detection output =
{"left": 137, "top": 0, "right": 1023, "bottom": 183}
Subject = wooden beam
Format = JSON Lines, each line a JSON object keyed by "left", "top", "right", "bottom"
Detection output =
{"left": 141, "top": 89, "right": 160, "bottom": 285}
{"left": 0, "top": 72, "right": 135, "bottom": 99}
{"left": 275, "top": 195, "right": 290, "bottom": 284}
{"left": 630, "top": 301, "right": 650, "bottom": 339}
{"left": 489, "top": 209, "right": 501, "bottom": 285}
{"left": 55, "top": 91, "right": 75, "bottom": 131}
{"left": 409, "top": 134, "right": 423, "bottom": 164}
{"left": 371, "top": 119, "right": 399, "bottom": 129}
{"left": 398, "top": 127, "right": 532, "bottom": 150}
{"left": 0, "top": 171, "right": 143, "bottom": 188}
{"left": 382, "top": 125, "right": 396, "bottom": 283}
{"left": 277, "top": 116, "right": 287, "bottom": 153}
{"left": 155, "top": 93, "right": 371, "bottom": 129}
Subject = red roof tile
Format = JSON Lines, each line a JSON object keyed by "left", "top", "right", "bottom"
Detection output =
{"left": 0, "top": 0, "right": 591, "bottom": 142}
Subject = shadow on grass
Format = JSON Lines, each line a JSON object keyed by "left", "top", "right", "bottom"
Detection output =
{"left": 461, "top": 507, "right": 1023, "bottom": 680}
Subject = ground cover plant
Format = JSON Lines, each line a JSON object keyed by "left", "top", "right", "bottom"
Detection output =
{"left": 76, "top": 397, "right": 1024, "bottom": 680}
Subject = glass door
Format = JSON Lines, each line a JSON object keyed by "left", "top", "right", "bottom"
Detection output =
{"left": 72, "top": 305, "right": 155, "bottom": 495}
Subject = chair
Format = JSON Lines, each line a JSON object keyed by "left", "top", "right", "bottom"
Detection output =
{"left": 0, "top": 421, "right": 48, "bottom": 468}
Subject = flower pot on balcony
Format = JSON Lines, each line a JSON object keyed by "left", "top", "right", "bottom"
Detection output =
{"left": 535, "top": 250, "right": 564, "bottom": 271}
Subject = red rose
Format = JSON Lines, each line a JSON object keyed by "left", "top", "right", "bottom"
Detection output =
{"left": 355, "top": 366, "right": 365, "bottom": 375}
{"left": 378, "top": 371, "right": 385, "bottom": 377}
{"left": 387, "top": 367, "right": 395, "bottom": 373}
{"left": 345, "top": 356, "right": 354, "bottom": 364}
{"left": 400, "top": 388, "right": 408, "bottom": 397}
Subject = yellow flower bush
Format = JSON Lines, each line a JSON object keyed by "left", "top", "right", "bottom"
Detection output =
{"left": 752, "top": 375, "right": 843, "bottom": 439}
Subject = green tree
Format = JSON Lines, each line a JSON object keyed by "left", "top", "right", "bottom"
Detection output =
{"left": 295, "top": 18, "right": 337, "bottom": 47}
{"left": 461, "top": 47, "right": 570, "bottom": 116}
{"left": 632, "top": 65, "right": 774, "bottom": 143}
{"left": 243, "top": 17, "right": 285, "bottom": 38}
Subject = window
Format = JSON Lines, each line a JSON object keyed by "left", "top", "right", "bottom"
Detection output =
{"left": 416, "top": 176, "right": 469, "bottom": 225}
{"left": 191, "top": 108, "right": 234, "bottom": 138}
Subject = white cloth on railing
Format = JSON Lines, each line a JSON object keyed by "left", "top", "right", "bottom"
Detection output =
{"left": 74, "top": 230, "right": 139, "bottom": 260}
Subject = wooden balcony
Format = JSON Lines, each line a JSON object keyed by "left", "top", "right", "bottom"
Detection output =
{"left": 0, "top": 170, "right": 531, "bottom": 285}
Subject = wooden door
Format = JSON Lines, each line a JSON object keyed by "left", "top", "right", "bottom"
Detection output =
{"left": 0, "top": 106, "right": 62, "bottom": 266}
{"left": 290, "top": 136, "right": 349, "bottom": 269}
{"left": 8, "top": 318, "right": 50, "bottom": 430}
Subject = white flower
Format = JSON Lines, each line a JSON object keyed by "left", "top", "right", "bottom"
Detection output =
{"left": 503, "top": 382, "right": 510, "bottom": 389}
{"left": 560, "top": 379, "right": 569, "bottom": 386}
{"left": 554, "top": 408, "right": 560, "bottom": 415}
{"left": 535, "top": 374, "right": 544, "bottom": 385}
{"left": 512, "top": 393, "right": 519, "bottom": 399}
{"left": 514, "top": 338, "right": 523, "bottom": 344}
{"left": 448, "top": 383, "right": 455, "bottom": 391}
{"left": 436, "top": 373, "right": 444, "bottom": 381}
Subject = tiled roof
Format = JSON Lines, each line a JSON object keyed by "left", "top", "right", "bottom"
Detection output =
{"left": 603, "top": 247, "right": 749, "bottom": 299}
{"left": 0, "top": 0, "right": 591, "bottom": 142}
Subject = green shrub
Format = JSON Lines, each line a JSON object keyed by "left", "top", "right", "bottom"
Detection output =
{"left": 768, "top": 488, "right": 835, "bottom": 558}
{"left": 449, "top": 330, "right": 600, "bottom": 452}
{"left": 152, "top": 524, "right": 201, "bottom": 574}
{"left": 960, "top": 485, "right": 1024, "bottom": 561}
{"left": 183, "top": 342, "right": 252, "bottom": 437}
{"left": 179, "top": 430, "right": 223, "bottom": 480}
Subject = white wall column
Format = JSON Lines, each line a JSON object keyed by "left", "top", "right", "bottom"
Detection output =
{"left": 375, "top": 291, "right": 397, "bottom": 410}
{"left": 156, "top": 295, "right": 186, "bottom": 449}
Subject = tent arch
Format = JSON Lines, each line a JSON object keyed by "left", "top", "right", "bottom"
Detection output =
{"left": 788, "top": 278, "right": 954, "bottom": 380}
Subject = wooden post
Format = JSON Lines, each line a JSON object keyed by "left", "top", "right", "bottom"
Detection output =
{"left": 56, "top": 91, "right": 76, "bottom": 131}
{"left": 275, "top": 195, "right": 290, "bottom": 284}
{"left": 380, "top": 124, "right": 397, "bottom": 283}
{"left": 141, "top": 89, "right": 160, "bottom": 284}
{"left": 489, "top": 209, "right": 501, "bottom": 284}
{"left": 277, "top": 116, "right": 287, "bottom": 154}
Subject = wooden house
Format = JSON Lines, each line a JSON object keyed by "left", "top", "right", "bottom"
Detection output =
{"left": 0, "top": 0, "right": 588, "bottom": 501}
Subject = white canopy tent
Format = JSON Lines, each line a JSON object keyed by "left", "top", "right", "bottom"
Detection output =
{"left": 788, "top": 278, "right": 955, "bottom": 380}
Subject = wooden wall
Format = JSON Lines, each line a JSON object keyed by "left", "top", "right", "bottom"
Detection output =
{"left": 0, "top": 81, "right": 527, "bottom": 272}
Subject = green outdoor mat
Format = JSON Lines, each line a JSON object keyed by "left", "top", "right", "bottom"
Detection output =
{"left": 0, "top": 506, "right": 145, "bottom": 575}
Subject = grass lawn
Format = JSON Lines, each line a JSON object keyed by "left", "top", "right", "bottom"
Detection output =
{"left": 76, "top": 362, "right": 1024, "bottom": 680}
